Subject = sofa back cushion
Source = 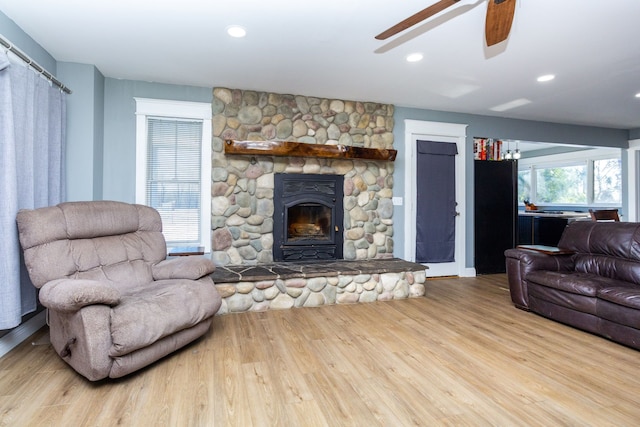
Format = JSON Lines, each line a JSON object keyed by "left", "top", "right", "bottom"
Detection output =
{"left": 17, "top": 201, "right": 167, "bottom": 290}
{"left": 558, "top": 221, "right": 640, "bottom": 283}
{"left": 558, "top": 222, "right": 640, "bottom": 259}
{"left": 573, "top": 254, "right": 640, "bottom": 284}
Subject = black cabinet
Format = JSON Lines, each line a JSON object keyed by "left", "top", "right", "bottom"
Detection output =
{"left": 474, "top": 160, "right": 518, "bottom": 274}
{"left": 518, "top": 215, "right": 533, "bottom": 244}
{"left": 518, "top": 215, "right": 568, "bottom": 247}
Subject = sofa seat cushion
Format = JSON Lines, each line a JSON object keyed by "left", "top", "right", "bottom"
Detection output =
{"left": 597, "top": 288, "right": 640, "bottom": 329}
{"left": 527, "top": 271, "right": 633, "bottom": 315}
{"left": 525, "top": 271, "right": 628, "bottom": 296}
{"left": 109, "top": 279, "right": 218, "bottom": 357}
{"left": 598, "top": 287, "right": 640, "bottom": 310}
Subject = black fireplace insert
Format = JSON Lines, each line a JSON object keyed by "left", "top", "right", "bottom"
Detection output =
{"left": 273, "top": 173, "right": 344, "bottom": 261}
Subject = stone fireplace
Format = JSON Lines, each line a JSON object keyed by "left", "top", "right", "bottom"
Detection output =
{"left": 273, "top": 173, "right": 344, "bottom": 262}
{"left": 209, "top": 88, "right": 427, "bottom": 314}
{"left": 211, "top": 88, "right": 395, "bottom": 266}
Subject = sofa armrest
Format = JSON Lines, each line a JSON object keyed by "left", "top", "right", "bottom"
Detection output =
{"left": 152, "top": 256, "right": 215, "bottom": 281}
{"left": 505, "top": 248, "right": 575, "bottom": 272}
{"left": 504, "top": 248, "right": 575, "bottom": 310}
{"left": 39, "top": 279, "right": 121, "bottom": 312}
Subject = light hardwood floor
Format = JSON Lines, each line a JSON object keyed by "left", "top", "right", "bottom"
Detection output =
{"left": 2, "top": 274, "right": 640, "bottom": 426}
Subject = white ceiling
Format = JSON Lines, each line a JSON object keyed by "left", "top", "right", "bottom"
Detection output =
{"left": 1, "top": 0, "right": 640, "bottom": 130}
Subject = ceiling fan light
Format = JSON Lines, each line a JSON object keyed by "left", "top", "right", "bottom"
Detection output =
{"left": 537, "top": 74, "right": 555, "bottom": 82}
{"left": 226, "top": 25, "right": 247, "bottom": 38}
{"left": 406, "top": 53, "right": 424, "bottom": 63}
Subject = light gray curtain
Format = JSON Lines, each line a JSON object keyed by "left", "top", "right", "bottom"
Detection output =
{"left": 0, "top": 50, "right": 66, "bottom": 329}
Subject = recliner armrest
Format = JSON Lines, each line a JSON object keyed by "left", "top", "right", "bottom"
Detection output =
{"left": 152, "top": 256, "right": 215, "bottom": 281}
{"left": 39, "top": 279, "right": 121, "bottom": 312}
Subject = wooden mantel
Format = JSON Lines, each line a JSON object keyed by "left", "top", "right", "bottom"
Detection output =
{"left": 224, "top": 139, "right": 397, "bottom": 161}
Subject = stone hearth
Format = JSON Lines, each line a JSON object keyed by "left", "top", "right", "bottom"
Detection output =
{"left": 212, "top": 258, "right": 427, "bottom": 314}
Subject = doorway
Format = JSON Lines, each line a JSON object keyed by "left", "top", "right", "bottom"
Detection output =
{"left": 404, "top": 120, "right": 471, "bottom": 277}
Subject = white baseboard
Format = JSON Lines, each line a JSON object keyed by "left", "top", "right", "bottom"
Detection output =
{"left": 460, "top": 267, "right": 477, "bottom": 277}
{"left": 0, "top": 310, "right": 47, "bottom": 358}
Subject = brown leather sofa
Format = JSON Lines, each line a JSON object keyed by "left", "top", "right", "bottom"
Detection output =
{"left": 505, "top": 221, "right": 640, "bottom": 350}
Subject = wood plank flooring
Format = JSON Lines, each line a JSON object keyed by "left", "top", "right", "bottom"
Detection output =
{"left": 2, "top": 274, "right": 640, "bottom": 426}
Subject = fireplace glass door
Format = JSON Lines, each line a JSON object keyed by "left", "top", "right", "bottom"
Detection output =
{"left": 274, "top": 173, "right": 344, "bottom": 261}
{"left": 287, "top": 203, "right": 332, "bottom": 242}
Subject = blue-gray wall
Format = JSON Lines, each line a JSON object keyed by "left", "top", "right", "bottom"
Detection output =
{"left": 102, "top": 78, "right": 212, "bottom": 202}
{"left": 393, "top": 107, "right": 631, "bottom": 265}
{"left": 3, "top": 8, "right": 636, "bottom": 270}
{"left": 57, "top": 62, "right": 105, "bottom": 201}
{"left": 1, "top": 11, "right": 56, "bottom": 72}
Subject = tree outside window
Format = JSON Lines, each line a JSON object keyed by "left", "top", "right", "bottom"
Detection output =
{"left": 518, "top": 150, "right": 621, "bottom": 207}
{"left": 536, "top": 164, "right": 587, "bottom": 204}
{"left": 593, "top": 158, "right": 622, "bottom": 204}
{"left": 517, "top": 169, "right": 530, "bottom": 204}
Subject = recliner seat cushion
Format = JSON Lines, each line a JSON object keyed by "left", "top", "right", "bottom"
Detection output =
{"left": 109, "top": 279, "right": 219, "bottom": 357}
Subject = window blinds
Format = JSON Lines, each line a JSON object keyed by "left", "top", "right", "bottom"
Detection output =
{"left": 146, "top": 117, "right": 202, "bottom": 245}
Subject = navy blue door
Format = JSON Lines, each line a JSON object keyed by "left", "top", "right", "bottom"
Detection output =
{"left": 415, "top": 140, "right": 458, "bottom": 263}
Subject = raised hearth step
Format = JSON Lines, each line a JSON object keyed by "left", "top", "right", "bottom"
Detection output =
{"left": 211, "top": 258, "right": 426, "bottom": 284}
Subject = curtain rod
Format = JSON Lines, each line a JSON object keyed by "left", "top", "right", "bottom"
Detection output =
{"left": 0, "top": 34, "right": 72, "bottom": 94}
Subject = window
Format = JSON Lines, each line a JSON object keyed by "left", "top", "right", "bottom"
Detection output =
{"left": 135, "top": 98, "right": 211, "bottom": 252}
{"left": 593, "top": 158, "right": 622, "bottom": 204}
{"left": 535, "top": 164, "right": 587, "bottom": 204}
{"left": 517, "top": 169, "right": 531, "bottom": 203}
{"left": 518, "top": 148, "right": 621, "bottom": 206}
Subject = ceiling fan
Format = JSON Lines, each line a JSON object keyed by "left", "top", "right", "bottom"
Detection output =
{"left": 375, "top": 0, "right": 516, "bottom": 46}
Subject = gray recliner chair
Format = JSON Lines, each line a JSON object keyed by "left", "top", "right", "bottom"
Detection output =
{"left": 16, "top": 200, "right": 222, "bottom": 381}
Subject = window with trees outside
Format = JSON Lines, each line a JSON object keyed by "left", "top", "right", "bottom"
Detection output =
{"left": 517, "top": 148, "right": 621, "bottom": 207}
{"left": 135, "top": 98, "right": 212, "bottom": 252}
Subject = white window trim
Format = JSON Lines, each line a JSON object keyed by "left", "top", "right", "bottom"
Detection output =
{"left": 518, "top": 147, "right": 620, "bottom": 168}
{"left": 134, "top": 98, "right": 212, "bottom": 252}
{"left": 518, "top": 147, "right": 621, "bottom": 207}
{"left": 627, "top": 140, "right": 640, "bottom": 222}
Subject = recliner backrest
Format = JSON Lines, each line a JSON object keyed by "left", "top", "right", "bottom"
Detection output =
{"left": 17, "top": 201, "right": 167, "bottom": 291}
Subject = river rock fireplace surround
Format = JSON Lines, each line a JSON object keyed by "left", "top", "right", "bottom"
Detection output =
{"left": 209, "top": 88, "right": 427, "bottom": 314}
{"left": 211, "top": 88, "right": 398, "bottom": 267}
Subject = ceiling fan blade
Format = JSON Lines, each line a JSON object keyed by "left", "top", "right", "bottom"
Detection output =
{"left": 485, "top": 0, "right": 516, "bottom": 46}
{"left": 375, "top": 0, "right": 461, "bottom": 40}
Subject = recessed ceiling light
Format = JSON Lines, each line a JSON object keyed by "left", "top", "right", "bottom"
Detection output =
{"left": 537, "top": 74, "right": 555, "bottom": 82}
{"left": 406, "top": 53, "right": 423, "bottom": 63}
{"left": 226, "top": 25, "right": 246, "bottom": 38}
{"left": 635, "top": 92, "right": 640, "bottom": 98}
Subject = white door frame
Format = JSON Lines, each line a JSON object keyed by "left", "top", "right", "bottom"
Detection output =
{"left": 404, "top": 119, "right": 474, "bottom": 277}
{"left": 627, "top": 140, "right": 640, "bottom": 222}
